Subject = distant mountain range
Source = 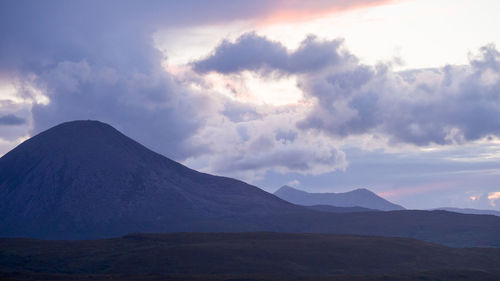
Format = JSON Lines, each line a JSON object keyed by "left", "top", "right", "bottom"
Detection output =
{"left": 274, "top": 185, "right": 405, "bottom": 211}
{"left": 1, "top": 120, "right": 500, "bottom": 248}
{"left": 274, "top": 185, "right": 500, "bottom": 217}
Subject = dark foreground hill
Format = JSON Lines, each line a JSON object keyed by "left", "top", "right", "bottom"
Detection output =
{"left": 275, "top": 185, "right": 405, "bottom": 211}
{"left": 2, "top": 120, "right": 500, "bottom": 248}
{"left": 3, "top": 271, "right": 500, "bottom": 281}
{"left": 1, "top": 233, "right": 500, "bottom": 281}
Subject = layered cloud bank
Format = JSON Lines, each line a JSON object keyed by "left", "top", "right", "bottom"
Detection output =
{"left": 195, "top": 33, "right": 500, "bottom": 147}
{"left": 1, "top": 1, "right": 500, "bottom": 208}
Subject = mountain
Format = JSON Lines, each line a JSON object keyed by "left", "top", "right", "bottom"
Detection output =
{"left": 274, "top": 185, "right": 405, "bottom": 211}
{"left": 0, "top": 120, "right": 302, "bottom": 239}
{"left": 2, "top": 120, "right": 500, "bottom": 248}
{"left": 435, "top": 207, "right": 500, "bottom": 217}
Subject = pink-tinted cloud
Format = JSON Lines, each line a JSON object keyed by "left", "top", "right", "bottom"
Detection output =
{"left": 489, "top": 192, "right": 500, "bottom": 206}
{"left": 256, "top": 0, "right": 397, "bottom": 26}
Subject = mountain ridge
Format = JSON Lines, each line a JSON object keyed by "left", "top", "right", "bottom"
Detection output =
{"left": 274, "top": 185, "right": 405, "bottom": 211}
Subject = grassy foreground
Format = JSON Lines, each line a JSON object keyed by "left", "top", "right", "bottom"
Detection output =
{"left": 1, "top": 232, "right": 500, "bottom": 280}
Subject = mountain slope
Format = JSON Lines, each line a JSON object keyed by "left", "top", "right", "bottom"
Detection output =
{"left": 0, "top": 120, "right": 301, "bottom": 239}
{"left": 274, "top": 185, "right": 405, "bottom": 211}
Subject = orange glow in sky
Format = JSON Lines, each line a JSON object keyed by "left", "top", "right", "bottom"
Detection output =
{"left": 257, "top": 0, "right": 396, "bottom": 27}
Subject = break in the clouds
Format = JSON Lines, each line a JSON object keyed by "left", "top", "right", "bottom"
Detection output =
{"left": 194, "top": 33, "right": 500, "bottom": 147}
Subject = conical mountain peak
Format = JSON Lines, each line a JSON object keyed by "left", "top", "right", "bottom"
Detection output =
{"left": 0, "top": 120, "right": 296, "bottom": 239}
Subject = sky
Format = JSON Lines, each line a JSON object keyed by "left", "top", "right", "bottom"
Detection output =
{"left": 1, "top": 0, "right": 500, "bottom": 210}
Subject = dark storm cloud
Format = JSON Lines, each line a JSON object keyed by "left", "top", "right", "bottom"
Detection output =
{"left": 193, "top": 33, "right": 346, "bottom": 74}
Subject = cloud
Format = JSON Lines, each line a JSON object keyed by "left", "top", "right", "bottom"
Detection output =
{"left": 0, "top": 98, "right": 31, "bottom": 145}
{"left": 193, "top": 33, "right": 289, "bottom": 74}
{"left": 297, "top": 44, "right": 500, "bottom": 146}
{"left": 29, "top": 59, "right": 213, "bottom": 160}
{"left": 184, "top": 101, "right": 347, "bottom": 181}
{"left": 193, "top": 33, "right": 346, "bottom": 74}
{"left": 0, "top": 114, "right": 26, "bottom": 126}
{"left": 489, "top": 192, "right": 500, "bottom": 206}
{"left": 287, "top": 179, "right": 300, "bottom": 187}
{"left": 195, "top": 32, "right": 500, "bottom": 147}
{"left": 224, "top": 140, "right": 346, "bottom": 176}
{"left": 275, "top": 129, "right": 298, "bottom": 143}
